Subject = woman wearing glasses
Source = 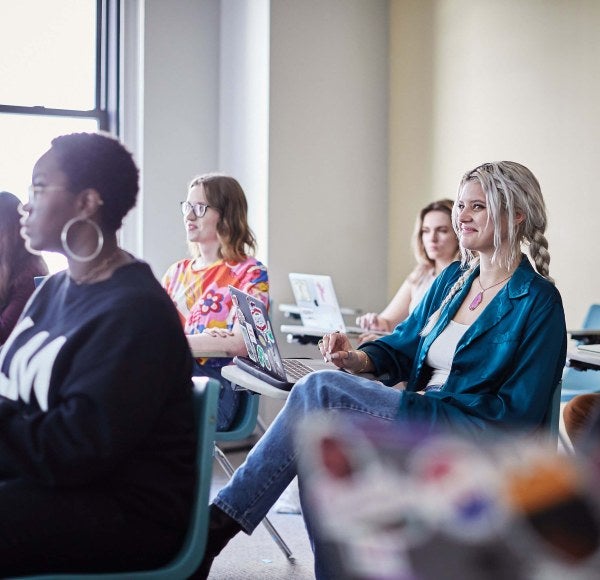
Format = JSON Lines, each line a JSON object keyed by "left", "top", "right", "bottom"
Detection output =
{"left": 0, "top": 191, "right": 48, "bottom": 345}
{"left": 162, "top": 174, "right": 268, "bottom": 430}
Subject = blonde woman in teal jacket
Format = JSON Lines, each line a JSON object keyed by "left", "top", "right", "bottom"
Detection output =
{"left": 359, "top": 254, "right": 565, "bottom": 435}
{"left": 195, "top": 161, "right": 567, "bottom": 580}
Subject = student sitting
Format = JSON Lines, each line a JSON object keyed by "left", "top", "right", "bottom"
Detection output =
{"left": 194, "top": 161, "right": 567, "bottom": 579}
{"left": 0, "top": 132, "right": 195, "bottom": 575}
{"left": 356, "top": 198, "right": 459, "bottom": 343}
{"left": 162, "top": 173, "right": 268, "bottom": 430}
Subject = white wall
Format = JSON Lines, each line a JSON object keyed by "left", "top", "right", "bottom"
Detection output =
{"left": 126, "top": 0, "right": 390, "bottom": 331}
{"left": 218, "top": 0, "right": 270, "bottom": 263}
{"left": 390, "top": 0, "right": 600, "bottom": 328}
{"left": 268, "top": 0, "right": 390, "bottom": 348}
{"left": 126, "top": 0, "right": 222, "bottom": 279}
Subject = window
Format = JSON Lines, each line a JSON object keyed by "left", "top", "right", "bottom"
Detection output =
{"left": 0, "top": 0, "right": 119, "bottom": 272}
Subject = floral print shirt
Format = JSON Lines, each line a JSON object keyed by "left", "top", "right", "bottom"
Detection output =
{"left": 162, "top": 256, "right": 269, "bottom": 366}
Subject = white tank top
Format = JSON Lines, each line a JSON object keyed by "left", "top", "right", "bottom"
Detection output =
{"left": 426, "top": 320, "right": 469, "bottom": 389}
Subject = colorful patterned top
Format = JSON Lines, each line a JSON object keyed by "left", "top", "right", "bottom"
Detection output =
{"left": 162, "top": 256, "right": 269, "bottom": 367}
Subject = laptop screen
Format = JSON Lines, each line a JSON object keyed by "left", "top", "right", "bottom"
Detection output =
{"left": 288, "top": 273, "right": 346, "bottom": 332}
{"left": 229, "top": 286, "right": 288, "bottom": 383}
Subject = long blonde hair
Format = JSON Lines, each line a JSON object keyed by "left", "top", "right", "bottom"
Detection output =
{"left": 421, "top": 161, "right": 552, "bottom": 335}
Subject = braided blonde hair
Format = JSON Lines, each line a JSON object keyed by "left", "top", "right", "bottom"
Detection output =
{"left": 421, "top": 161, "right": 552, "bottom": 336}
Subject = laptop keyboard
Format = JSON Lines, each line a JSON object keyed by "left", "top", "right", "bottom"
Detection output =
{"left": 283, "top": 359, "right": 315, "bottom": 382}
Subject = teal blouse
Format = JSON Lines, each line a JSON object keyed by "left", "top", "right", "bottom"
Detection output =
{"left": 360, "top": 256, "right": 567, "bottom": 435}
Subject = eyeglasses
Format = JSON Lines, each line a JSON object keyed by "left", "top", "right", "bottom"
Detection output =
{"left": 180, "top": 201, "right": 210, "bottom": 218}
{"left": 27, "top": 184, "right": 68, "bottom": 202}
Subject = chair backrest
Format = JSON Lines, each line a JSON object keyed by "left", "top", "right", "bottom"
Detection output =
{"left": 561, "top": 363, "right": 600, "bottom": 401}
{"left": 14, "top": 377, "right": 220, "bottom": 580}
{"left": 582, "top": 304, "right": 600, "bottom": 330}
{"left": 159, "top": 376, "right": 219, "bottom": 578}
{"left": 215, "top": 389, "right": 260, "bottom": 442}
{"left": 561, "top": 304, "right": 600, "bottom": 402}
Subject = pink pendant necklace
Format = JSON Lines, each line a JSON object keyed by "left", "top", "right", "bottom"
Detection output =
{"left": 468, "top": 274, "right": 513, "bottom": 311}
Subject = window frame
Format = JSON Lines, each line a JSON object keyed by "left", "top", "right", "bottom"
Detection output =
{"left": 0, "top": 0, "right": 120, "bottom": 134}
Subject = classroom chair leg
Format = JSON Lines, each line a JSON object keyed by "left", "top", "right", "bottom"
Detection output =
{"left": 213, "top": 444, "right": 295, "bottom": 561}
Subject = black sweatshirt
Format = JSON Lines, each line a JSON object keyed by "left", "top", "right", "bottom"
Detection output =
{"left": 0, "top": 261, "right": 196, "bottom": 530}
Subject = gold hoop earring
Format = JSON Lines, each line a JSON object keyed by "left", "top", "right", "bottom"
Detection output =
{"left": 60, "top": 217, "right": 104, "bottom": 263}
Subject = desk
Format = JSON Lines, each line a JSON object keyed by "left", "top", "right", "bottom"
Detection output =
{"left": 280, "top": 324, "right": 364, "bottom": 346}
{"left": 280, "top": 324, "right": 366, "bottom": 338}
{"left": 279, "top": 303, "right": 361, "bottom": 318}
{"left": 567, "top": 349, "right": 600, "bottom": 372}
{"left": 221, "top": 364, "right": 290, "bottom": 400}
{"left": 568, "top": 329, "right": 600, "bottom": 345}
{"left": 279, "top": 324, "right": 381, "bottom": 347}
{"left": 279, "top": 302, "right": 364, "bottom": 345}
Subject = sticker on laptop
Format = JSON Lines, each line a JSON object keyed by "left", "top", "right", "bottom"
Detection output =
{"left": 248, "top": 297, "right": 268, "bottom": 333}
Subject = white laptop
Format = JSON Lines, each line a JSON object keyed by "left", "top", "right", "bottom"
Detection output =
{"left": 286, "top": 273, "right": 389, "bottom": 337}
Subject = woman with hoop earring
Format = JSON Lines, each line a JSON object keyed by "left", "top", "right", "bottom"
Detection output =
{"left": 0, "top": 132, "right": 196, "bottom": 575}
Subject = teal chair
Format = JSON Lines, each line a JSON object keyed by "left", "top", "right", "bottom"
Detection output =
{"left": 561, "top": 362, "right": 600, "bottom": 404}
{"left": 562, "top": 304, "right": 600, "bottom": 404}
{"left": 12, "top": 377, "right": 219, "bottom": 580}
{"left": 214, "top": 390, "right": 294, "bottom": 560}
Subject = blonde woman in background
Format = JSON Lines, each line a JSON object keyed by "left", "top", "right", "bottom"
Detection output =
{"left": 357, "top": 199, "right": 459, "bottom": 343}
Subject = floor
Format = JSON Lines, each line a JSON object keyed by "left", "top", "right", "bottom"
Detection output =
{"left": 207, "top": 447, "right": 315, "bottom": 580}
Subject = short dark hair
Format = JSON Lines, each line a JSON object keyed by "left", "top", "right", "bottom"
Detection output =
{"left": 50, "top": 132, "right": 139, "bottom": 231}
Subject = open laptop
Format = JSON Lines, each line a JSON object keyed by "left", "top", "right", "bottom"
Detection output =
{"left": 229, "top": 286, "right": 331, "bottom": 390}
{"left": 288, "top": 273, "right": 389, "bottom": 337}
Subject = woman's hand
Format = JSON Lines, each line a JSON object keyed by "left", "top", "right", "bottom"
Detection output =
{"left": 357, "top": 331, "right": 381, "bottom": 345}
{"left": 318, "top": 331, "right": 372, "bottom": 374}
{"left": 355, "top": 312, "right": 389, "bottom": 332}
{"left": 187, "top": 326, "right": 246, "bottom": 357}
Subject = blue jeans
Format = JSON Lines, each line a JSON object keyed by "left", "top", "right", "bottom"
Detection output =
{"left": 213, "top": 369, "right": 403, "bottom": 579}
{"left": 192, "top": 361, "right": 239, "bottom": 431}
